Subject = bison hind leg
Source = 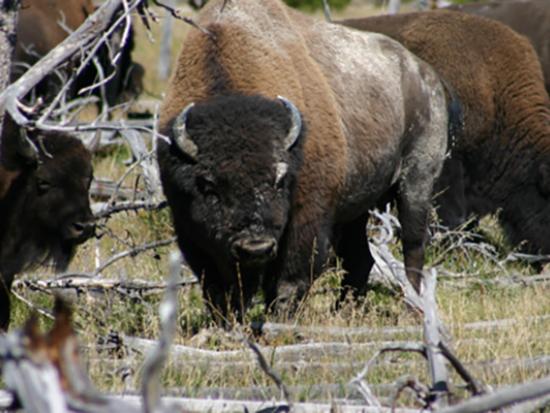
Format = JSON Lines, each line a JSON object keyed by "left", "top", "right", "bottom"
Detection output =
{"left": 336, "top": 214, "right": 374, "bottom": 301}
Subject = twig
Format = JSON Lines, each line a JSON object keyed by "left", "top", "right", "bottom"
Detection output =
{"left": 439, "top": 341, "right": 486, "bottom": 396}
{"left": 422, "top": 269, "right": 450, "bottom": 407}
{"left": 151, "top": 0, "right": 214, "bottom": 37}
{"left": 322, "top": 0, "right": 332, "bottom": 22}
{"left": 245, "top": 339, "right": 292, "bottom": 404}
{"left": 10, "top": 289, "right": 55, "bottom": 321}
{"left": 141, "top": 251, "right": 182, "bottom": 413}
{"left": 92, "top": 200, "right": 168, "bottom": 219}
{"left": 438, "top": 376, "right": 550, "bottom": 413}
{"left": 349, "top": 342, "right": 426, "bottom": 407}
{"left": 94, "top": 237, "right": 177, "bottom": 275}
{"left": 391, "top": 375, "right": 430, "bottom": 411}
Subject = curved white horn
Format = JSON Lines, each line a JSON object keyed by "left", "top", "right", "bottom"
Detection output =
{"left": 173, "top": 102, "right": 199, "bottom": 160}
{"left": 277, "top": 96, "right": 302, "bottom": 151}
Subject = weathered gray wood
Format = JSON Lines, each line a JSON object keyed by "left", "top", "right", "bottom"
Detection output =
{"left": 141, "top": 251, "right": 181, "bottom": 413}
{"left": 438, "top": 376, "right": 550, "bottom": 413}
{"left": 422, "top": 270, "right": 449, "bottom": 405}
{"left": 0, "top": 0, "right": 130, "bottom": 125}
{"left": 0, "top": 0, "right": 20, "bottom": 138}
{"left": 111, "top": 395, "right": 421, "bottom": 413}
{"left": 157, "top": 0, "right": 174, "bottom": 80}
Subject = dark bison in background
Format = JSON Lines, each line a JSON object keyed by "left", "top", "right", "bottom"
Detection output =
{"left": 14, "top": 0, "right": 144, "bottom": 108}
{"left": 157, "top": 0, "right": 460, "bottom": 321}
{"left": 446, "top": 0, "right": 550, "bottom": 93}
{"left": 340, "top": 11, "right": 550, "bottom": 254}
{"left": 0, "top": 117, "right": 94, "bottom": 330}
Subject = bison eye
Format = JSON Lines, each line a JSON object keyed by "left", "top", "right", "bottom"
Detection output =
{"left": 36, "top": 178, "right": 52, "bottom": 195}
{"left": 196, "top": 175, "right": 217, "bottom": 196}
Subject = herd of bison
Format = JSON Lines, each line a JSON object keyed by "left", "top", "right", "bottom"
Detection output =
{"left": 0, "top": 0, "right": 549, "bottom": 330}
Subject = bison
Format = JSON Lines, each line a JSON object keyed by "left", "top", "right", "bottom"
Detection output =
{"left": 156, "top": 0, "right": 460, "bottom": 321}
{"left": 340, "top": 10, "right": 550, "bottom": 254}
{"left": 0, "top": 117, "right": 94, "bottom": 330}
{"left": 14, "top": 0, "right": 144, "bottom": 108}
{"left": 446, "top": 0, "right": 550, "bottom": 94}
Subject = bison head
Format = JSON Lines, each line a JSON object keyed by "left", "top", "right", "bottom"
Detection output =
{"left": 0, "top": 121, "right": 94, "bottom": 278}
{"left": 158, "top": 94, "right": 304, "bottom": 276}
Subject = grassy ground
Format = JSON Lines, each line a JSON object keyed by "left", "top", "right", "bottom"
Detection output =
{"left": 7, "top": 1, "right": 550, "bottom": 406}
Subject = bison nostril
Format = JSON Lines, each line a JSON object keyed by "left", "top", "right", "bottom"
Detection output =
{"left": 231, "top": 237, "right": 277, "bottom": 262}
{"left": 68, "top": 221, "right": 95, "bottom": 241}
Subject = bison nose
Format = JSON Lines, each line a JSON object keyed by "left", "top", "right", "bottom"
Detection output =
{"left": 67, "top": 221, "right": 95, "bottom": 243}
{"left": 231, "top": 236, "right": 277, "bottom": 263}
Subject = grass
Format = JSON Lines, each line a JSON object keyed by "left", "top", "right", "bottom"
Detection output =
{"left": 6, "top": 0, "right": 550, "bottom": 406}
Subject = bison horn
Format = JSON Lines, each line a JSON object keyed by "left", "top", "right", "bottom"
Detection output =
{"left": 173, "top": 102, "right": 199, "bottom": 161}
{"left": 277, "top": 96, "right": 302, "bottom": 151}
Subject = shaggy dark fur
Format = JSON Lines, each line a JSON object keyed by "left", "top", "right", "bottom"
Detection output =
{"left": 447, "top": 0, "right": 550, "bottom": 93}
{"left": 340, "top": 10, "right": 550, "bottom": 254}
{"left": 157, "top": 0, "right": 459, "bottom": 322}
{"left": 0, "top": 118, "right": 94, "bottom": 330}
{"left": 14, "top": 0, "right": 144, "bottom": 108}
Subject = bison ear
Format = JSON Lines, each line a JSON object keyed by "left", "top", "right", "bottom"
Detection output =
{"left": 537, "top": 163, "right": 550, "bottom": 197}
{"left": 277, "top": 96, "right": 302, "bottom": 151}
{"left": 0, "top": 115, "right": 38, "bottom": 172}
{"left": 172, "top": 103, "right": 199, "bottom": 162}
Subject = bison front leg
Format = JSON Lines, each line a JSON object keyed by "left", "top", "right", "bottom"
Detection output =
{"left": 264, "top": 220, "right": 332, "bottom": 316}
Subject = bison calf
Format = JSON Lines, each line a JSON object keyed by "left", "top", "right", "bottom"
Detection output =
{"left": 0, "top": 118, "right": 94, "bottom": 330}
{"left": 157, "top": 0, "right": 459, "bottom": 322}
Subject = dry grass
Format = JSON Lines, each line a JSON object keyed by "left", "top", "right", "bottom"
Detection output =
{"left": 7, "top": 1, "right": 550, "bottom": 406}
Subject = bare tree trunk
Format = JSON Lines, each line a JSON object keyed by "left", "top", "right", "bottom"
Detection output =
{"left": 0, "top": 0, "right": 20, "bottom": 138}
{"left": 388, "top": 0, "right": 401, "bottom": 14}
{"left": 157, "top": 0, "right": 174, "bottom": 80}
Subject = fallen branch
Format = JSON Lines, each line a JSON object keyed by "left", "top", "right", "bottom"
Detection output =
{"left": 94, "top": 237, "right": 176, "bottom": 275}
{"left": 141, "top": 251, "right": 182, "bottom": 413}
{"left": 438, "top": 375, "right": 550, "bottom": 413}
{"left": 111, "top": 394, "right": 420, "bottom": 413}
{"left": 13, "top": 274, "right": 197, "bottom": 295}
{"left": 253, "top": 314, "right": 550, "bottom": 342}
{"left": 92, "top": 200, "right": 168, "bottom": 219}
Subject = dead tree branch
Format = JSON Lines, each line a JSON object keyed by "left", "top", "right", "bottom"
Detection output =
{"left": 438, "top": 376, "right": 550, "bottom": 413}
{"left": 0, "top": 0, "right": 131, "bottom": 125}
{"left": 94, "top": 237, "right": 176, "bottom": 275}
{"left": 141, "top": 251, "right": 182, "bottom": 413}
{"left": 0, "top": 0, "right": 21, "bottom": 137}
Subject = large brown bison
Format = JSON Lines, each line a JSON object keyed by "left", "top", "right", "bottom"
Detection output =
{"left": 0, "top": 117, "right": 94, "bottom": 330}
{"left": 446, "top": 0, "right": 550, "bottom": 93}
{"left": 14, "top": 0, "right": 144, "bottom": 108}
{"left": 340, "top": 10, "right": 550, "bottom": 254}
{"left": 157, "top": 0, "right": 460, "bottom": 320}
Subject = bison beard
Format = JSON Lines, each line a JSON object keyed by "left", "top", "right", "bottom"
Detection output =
{"left": 0, "top": 121, "right": 94, "bottom": 330}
